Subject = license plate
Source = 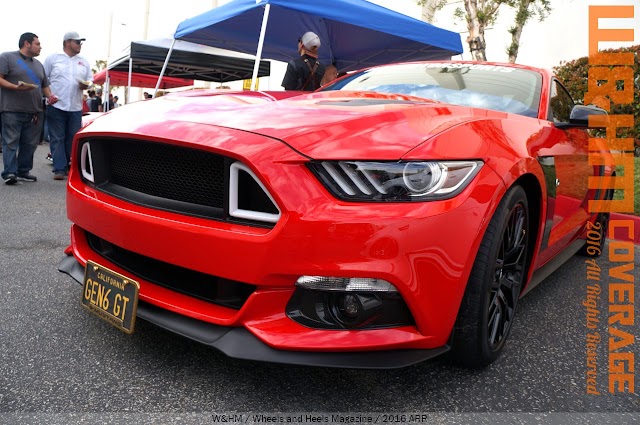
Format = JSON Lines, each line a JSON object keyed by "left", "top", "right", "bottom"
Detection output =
{"left": 82, "top": 260, "right": 140, "bottom": 334}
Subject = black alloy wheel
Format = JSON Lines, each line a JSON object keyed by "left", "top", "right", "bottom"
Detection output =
{"left": 451, "top": 185, "right": 530, "bottom": 368}
{"left": 487, "top": 200, "right": 528, "bottom": 350}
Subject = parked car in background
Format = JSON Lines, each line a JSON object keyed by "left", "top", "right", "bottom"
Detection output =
{"left": 59, "top": 61, "right": 612, "bottom": 369}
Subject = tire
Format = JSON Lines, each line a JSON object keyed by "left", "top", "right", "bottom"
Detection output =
{"left": 451, "top": 185, "right": 530, "bottom": 368}
{"left": 634, "top": 145, "right": 640, "bottom": 158}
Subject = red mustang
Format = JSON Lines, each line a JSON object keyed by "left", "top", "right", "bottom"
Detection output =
{"left": 59, "top": 61, "right": 611, "bottom": 369}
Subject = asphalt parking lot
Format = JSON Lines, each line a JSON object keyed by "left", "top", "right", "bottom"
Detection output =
{"left": 1, "top": 144, "right": 639, "bottom": 424}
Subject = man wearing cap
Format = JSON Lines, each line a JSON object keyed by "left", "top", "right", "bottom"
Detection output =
{"left": 282, "top": 31, "right": 326, "bottom": 91}
{"left": 44, "top": 31, "right": 93, "bottom": 180}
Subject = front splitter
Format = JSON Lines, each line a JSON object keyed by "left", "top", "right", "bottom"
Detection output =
{"left": 58, "top": 254, "right": 449, "bottom": 369}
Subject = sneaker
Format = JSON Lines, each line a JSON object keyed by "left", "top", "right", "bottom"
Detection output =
{"left": 46, "top": 153, "right": 53, "bottom": 162}
{"left": 53, "top": 172, "right": 66, "bottom": 180}
{"left": 17, "top": 173, "right": 37, "bottom": 182}
{"left": 4, "top": 174, "right": 17, "bottom": 185}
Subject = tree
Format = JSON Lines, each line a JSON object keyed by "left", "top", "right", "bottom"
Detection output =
{"left": 459, "top": 0, "right": 503, "bottom": 61}
{"left": 417, "top": 0, "right": 508, "bottom": 61}
{"left": 553, "top": 45, "right": 640, "bottom": 150}
{"left": 420, "top": 0, "right": 448, "bottom": 23}
{"left": 417, "top": 0, "right": 551, "bottom": 63}
{"left": 506, "top": 0, "right": 551, "bottom": 63}
{"left": 92, "top": 60, "right": 107, "bottom": 75}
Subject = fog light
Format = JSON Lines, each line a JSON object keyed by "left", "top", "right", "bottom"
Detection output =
{"left": 338, "top": 294, "right": 361, "bottom": 319}
{"left": 287, "top": 276, "right": 413, "bottom": 330}
{"left": 330, "top": 293, "right": 384, "bottom": 328}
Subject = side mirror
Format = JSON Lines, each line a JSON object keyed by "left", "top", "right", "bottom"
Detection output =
{"left": 556, "top": 104, "right": 608, "bottom": 129}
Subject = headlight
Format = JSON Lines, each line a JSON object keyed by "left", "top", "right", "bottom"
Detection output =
{"left": 308, "top": 160, "right": 482, "bottom": 202}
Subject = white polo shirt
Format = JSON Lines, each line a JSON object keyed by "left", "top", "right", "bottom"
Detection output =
{"left": 44, "top": 52, "right": 93, "bottom": 112}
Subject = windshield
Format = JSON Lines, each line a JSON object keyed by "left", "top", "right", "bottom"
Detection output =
{"left": 321, "top": 63, "right": 543, "bottom": 118}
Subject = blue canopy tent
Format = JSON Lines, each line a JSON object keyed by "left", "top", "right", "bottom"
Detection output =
{"left": 166, "top": 0, "right": 462, "bottom": 91}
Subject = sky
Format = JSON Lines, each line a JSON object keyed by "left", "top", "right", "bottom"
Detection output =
{"left": 0, "top": 0, "right": 637, "bottom": 91}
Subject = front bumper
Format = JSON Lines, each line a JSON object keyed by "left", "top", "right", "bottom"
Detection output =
{"left": 59, "top": 254, "right": 449, "bottom": 369}
{"left": 63, "top": 122, "right": 506, "bottom": 366}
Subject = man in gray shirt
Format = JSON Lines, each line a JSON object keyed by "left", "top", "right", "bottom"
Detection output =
{"left": 0, "top": 32, "right": 57, "bottom": 185}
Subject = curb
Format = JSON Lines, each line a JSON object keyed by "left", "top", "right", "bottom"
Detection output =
{"left": 609, "top": 213, "right": 640, "bottom": 245}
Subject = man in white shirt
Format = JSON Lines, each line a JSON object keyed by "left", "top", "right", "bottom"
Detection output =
{"left": 44, "top": 31, "right": 92, "bottom": 180}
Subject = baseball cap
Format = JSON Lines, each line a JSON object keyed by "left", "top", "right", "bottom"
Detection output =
{"left": 300, "top": 31, "right": 321, "bottom": 50}
{"left": 63, "top": 31, "right": 86, "bottom": 42}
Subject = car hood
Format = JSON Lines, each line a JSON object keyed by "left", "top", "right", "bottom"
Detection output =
{"left": 85, "top": 91, "right": 517, "bottom": 160}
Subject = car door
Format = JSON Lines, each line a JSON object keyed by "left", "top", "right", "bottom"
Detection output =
{"left": 535, "top": 80, "right": 593, "bottom": 264}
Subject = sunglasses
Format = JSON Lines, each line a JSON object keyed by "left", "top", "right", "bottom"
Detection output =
{"left": 71, "top": 40, "right": 83, "bottom": 45}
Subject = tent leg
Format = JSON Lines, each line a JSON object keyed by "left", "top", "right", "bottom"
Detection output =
{"left": 154, "top": 39, "right": 176, "bottom": 97}
{"left": 104, "top": 74, "right": 110, "bottom": 112}
{"left": 250, "top": 3, "right": 270, "bottom": 91}
{"left": 127, "top": 58, "right": 133, "bottom": 104}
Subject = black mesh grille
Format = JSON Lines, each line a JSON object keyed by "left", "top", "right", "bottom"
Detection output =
{"left": 80, "top": 137, "right": 279, "bottom": 226}
{"left": 86, "top": 232, "right": 256, "bottom": 310}
{"left": 108, "top": 139, "right": 225, "bottom": 208}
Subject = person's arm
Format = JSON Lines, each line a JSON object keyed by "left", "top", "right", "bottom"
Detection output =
{"left": 40, "top": 67, "right": 58, "bottom": 104}
{"left": 78, "top": 65, "right": 91, "bottom": 89}
{"left": 281, "top": 61, "right": 299, "bottom": 90}
{"left": 85, "top": 60, "right": 93, "bottom": 85}
{"left": 43, "top": 55, "right": 52, "bottom": 77}
{"left": 42, "top": 86, "right": 58, "bottom": 105}
{"left": 77, "top": 62, "right": 91, "bottom": 89}
{"left": 0, "top": 74, "right": 37, "bottom": 91}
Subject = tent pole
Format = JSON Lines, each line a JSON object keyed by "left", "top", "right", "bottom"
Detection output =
{"left": 127, "top": 58, "right": 133, "bottom": 104}
{"left": 250, "top": 3, "right": 271, "bottom": 91}
{"left": 105, "top": 76, "right": 110, "bottom": 112}
{"left": 154, "top": 38, "right": 176, "bottom": 97}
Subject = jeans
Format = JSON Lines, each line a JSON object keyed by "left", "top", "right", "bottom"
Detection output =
{"left": 1, "top": 111, "right": 43, "bottom": 179}
{"left": 46, "top": 106, "right": 82, "bottom": 174}
{"left": 42, "top": 118, "right": 50, "bottom": 143}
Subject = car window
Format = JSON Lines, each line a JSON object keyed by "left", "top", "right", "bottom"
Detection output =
{"left": 321, "top": 63, "right": 543, "bottom": 118}
{"left": 548, "top": 80, "right": 575, "bottom": 123}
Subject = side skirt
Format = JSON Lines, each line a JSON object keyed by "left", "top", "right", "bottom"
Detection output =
{"left": 521, "top": 239, "right": 584, "bottom": 297}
